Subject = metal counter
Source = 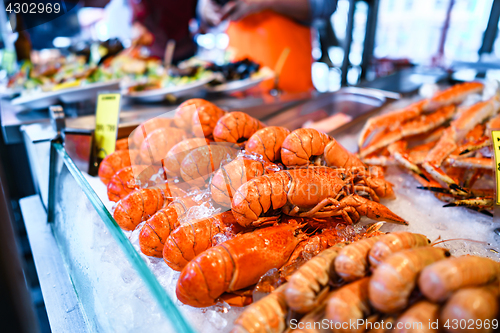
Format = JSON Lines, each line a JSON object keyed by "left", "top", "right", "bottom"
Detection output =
{"left": 1, "top": 91, "right": 311, "bottom": 144}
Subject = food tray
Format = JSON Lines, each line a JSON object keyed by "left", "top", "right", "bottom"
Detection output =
{"left": 123, "top": 74, "right": 216, "bottom": 102}
{"left": 207, "top": 68, "right": 274, "bottom": 94}
{"left": 11, "top": 80, "right": 121, "bottom": 109}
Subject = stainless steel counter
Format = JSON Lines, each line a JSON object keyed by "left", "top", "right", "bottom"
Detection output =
{"left": 1, "top": 91, "right": 311, "bottom": 144}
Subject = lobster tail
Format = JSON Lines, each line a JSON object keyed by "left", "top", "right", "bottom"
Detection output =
{"left": 324, "top": 138, "right": 365, "bottom": 169}
{"left": 231, "top": 172, "right": 291, "bottom": 227}
{"left": 176, "top": 246, "right": 235, "bottom": 307}
{"left": 245, "top": 126, "right": 291, "bottom": 162}
{"left": 281, "top": 128, "right": 331, "bottom": 168}
{"left": 211, "top": 156, "right": 279, "bottom": 207}
{"left": 163, "top": 214, "right": 223, "bottom": 271}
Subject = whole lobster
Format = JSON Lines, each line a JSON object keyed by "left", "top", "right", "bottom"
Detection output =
{"left": 176, "top": 222, "right": 306, "bottom": 307}
{"left": 231, "top": 167, "right": 403, "bottom": 227}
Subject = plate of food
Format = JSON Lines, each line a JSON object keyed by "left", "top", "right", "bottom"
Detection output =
{"left": 206, "top": 59, "right": 274, "bottom": 93}
{"left": 11, "top": 78, "right": 122, "bottom": 108}
{"left": 10, "top": 57, "right": 123, "bottom": 109}
{"left": 124, "top": 68, "right": 215, "bottom": 102}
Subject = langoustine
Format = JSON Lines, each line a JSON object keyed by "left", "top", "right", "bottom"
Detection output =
{"left": 285, "top": 242, "right": 348, "bottom": 313}
{"left": 393, "top": 301, "right": 440, "bottom": 333}
{"left": 368, "top": 232, "right": 430, "bottom": 268}
{"left": 231, "top": 284, "right": 289, "bottom": 333}
{"left": 369, "top": 247, "right": 450, "bottom": 313}
{"left": 418, "top": 255, "right": 500, "bottom": 303}
{"left": 325, "top": 277, "right": 372, "bottom": 333}
{"left": 440, "top": 285, "right": 500, "bottom": 333}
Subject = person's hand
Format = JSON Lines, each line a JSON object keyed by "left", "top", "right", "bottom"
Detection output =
{"left": 198, "top": 0, "right": 225, "bottom": 26}
{"left": 131, "top": 22, "right": 154, "bottom": 46}
{"left": 220, "top": 0, "right": 268, "bottom": 22}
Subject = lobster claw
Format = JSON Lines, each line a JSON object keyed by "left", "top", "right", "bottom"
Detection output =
{"left": 337, "top": 195, "right": 408, "bottom": 225}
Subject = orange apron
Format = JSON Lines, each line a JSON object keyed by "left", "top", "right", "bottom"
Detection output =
{"left": 226, "top": 10, "right": 314, "bottom": 93}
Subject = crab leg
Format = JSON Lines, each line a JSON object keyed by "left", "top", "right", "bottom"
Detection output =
{"left": 443, "top": 197, "right": 494, "bottom": 217}
{"left": 358, "top": 99, "right": 429, "bottom": 149}
{"left": 387, "top": 140, "right": 428, "bottom": 180}
{"left": 422, "top": 97, "right": 500, "bottom": 191}
{"left": 358, "top": 82, "right": 484, "bottom": 149}
{"left": 456, "top": 114, "right": 500, "bottom": 156}
{"left": 426, "top": 81, "right": 484, "bottom": 110}
{"left": 359, "top": 105, "right": 457, "bottom": 158}
{"left": 447, "top": 157, "right": 493, "bottom": 170}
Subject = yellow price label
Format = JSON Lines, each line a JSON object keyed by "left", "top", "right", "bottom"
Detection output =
{"left": 95, "top": 93, "right": 121, "bottom": 159}
{"left": 492, "top": 131, "right": 500, "bottom": 205}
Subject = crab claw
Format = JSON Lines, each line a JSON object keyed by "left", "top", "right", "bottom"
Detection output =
{"left": 339, "top": 195, "right": 408, "bottom": 225}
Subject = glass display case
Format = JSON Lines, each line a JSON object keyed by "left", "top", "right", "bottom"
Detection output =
{"left": 47, "top": 141, "right": 194, "bottom": 333}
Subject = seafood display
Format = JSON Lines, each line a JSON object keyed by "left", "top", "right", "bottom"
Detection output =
{"left": 90, "top": 84, "right": 500, "bottom": 332}
{"left": 96, "top": 97, "right": 405, "bottom": 310}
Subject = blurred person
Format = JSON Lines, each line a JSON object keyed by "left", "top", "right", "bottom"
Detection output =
{"left": 129, "top": 0, "right": 198, "bottom": 62}
{"left": 199, "top": 0, "right": 338, "bottom": 92}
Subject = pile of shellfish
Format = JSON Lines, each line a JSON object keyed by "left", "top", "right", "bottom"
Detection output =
{"left": 233, "top": 232, "right": 500, "bottom": 333}
{"left": 97, "top": 98, "right": 405, "bottom": 308}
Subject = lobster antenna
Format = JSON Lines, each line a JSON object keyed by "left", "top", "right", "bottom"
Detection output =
{"left": 431, "top": 238, "right": 490, "bottom": 246}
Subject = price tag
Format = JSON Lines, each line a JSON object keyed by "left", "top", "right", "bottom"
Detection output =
{"left": 95, "top": 92, "right": 121, "bottom": 159}
{"left": 491, "top": 131, "right": 500, "bottom": 205}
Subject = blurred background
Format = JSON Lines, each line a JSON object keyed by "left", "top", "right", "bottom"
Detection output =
{"left": 1, "top": 0, "right": 499, "bottom": 92}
